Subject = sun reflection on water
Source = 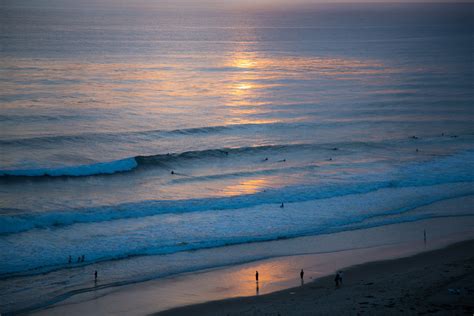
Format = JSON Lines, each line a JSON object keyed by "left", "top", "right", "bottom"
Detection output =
{"left": 221, "top": 178, "right": 269, "bottom": 196}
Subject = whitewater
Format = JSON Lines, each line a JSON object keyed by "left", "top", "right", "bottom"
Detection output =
{"left": 0, "top": 2, "right": 473, "bottom": 314}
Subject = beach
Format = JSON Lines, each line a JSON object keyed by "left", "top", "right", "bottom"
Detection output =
{"left": 1, "top": 2, "right": 473, "bottom": 315}
{"left": 159, "top": 240, "right": 474, "bottom": 316}
{"left": 32, "top": 196, "right": 474, "bottom": 316}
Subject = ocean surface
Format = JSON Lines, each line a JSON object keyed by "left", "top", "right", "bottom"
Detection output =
{"left": 1, "top": 1, "right": 473, "bottom": 313}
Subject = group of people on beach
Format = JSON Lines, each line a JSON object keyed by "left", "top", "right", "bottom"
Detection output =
{"left": 68, "top": 255, "right": 85, "bottom": 263}
{"left": 254, "top": 269, "right": 343, "bottom": 290}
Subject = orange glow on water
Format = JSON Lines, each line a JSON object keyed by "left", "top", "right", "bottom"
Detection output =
{"left": 221, "top": 178, "right": 269, "bottom": 196}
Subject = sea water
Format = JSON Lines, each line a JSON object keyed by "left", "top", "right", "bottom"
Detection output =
{"left": 0, "top": 1, "right": 473, "bottom": 313}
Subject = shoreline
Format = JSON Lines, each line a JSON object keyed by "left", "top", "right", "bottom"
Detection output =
{"left": 158, "top": 239, "right": 474, "bottom": 316}
{"left": 31, "top": 196, "right": 474, "bottom": 316}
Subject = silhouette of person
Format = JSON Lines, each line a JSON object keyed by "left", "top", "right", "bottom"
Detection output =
{"left": 300, "top": 269, "right": 304, "bottom": 280}
{"left": 280, "top": 203, "right": 284, "bottom": 208}
{"left": 335, "top": 271, "right": 342, "bottom": 288}
{"left": 171, "top": 170, "right": 175, "bottom": 175}
{"left": 424, "top": 229, "right": 427, "bottom": 244}
{"left": 81, "top": 255, "right": 85, "bottom": 262}
{"left": 255, "top": 271, "right": 259, "bottom": 282}
{"left": 94, "top": 270, "right": 98, "bottom": 281}
{"left": 77, "top": 256, "right": 81, "bottom": 263}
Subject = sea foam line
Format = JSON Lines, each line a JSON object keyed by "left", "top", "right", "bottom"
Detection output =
{"left": 0, "top": 158, "right": 138, "bottom": 177}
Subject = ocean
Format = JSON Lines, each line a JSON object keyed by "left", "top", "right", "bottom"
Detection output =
{"left": 0, "top": 1, "right": 473, "bottom": 313}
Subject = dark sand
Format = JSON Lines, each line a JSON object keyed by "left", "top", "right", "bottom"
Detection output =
{"left": 158, "top": 240, "right": 474, "bottom": 316}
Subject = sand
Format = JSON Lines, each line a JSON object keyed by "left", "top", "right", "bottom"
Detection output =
{"left": 32, "top": 196, "right": 474, "bottom": 316}
{"left": 158, "top": 240, "right": 474, "bottom": 316}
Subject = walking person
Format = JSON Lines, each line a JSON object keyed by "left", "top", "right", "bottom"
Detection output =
{"left": 255, "top": 270, "right": 259, "bottom": 283}
{"left": 335, "top": 271, "right": 342, "bottom": 288}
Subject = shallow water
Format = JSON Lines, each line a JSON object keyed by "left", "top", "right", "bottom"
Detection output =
{"left": 0, "top": 2, "right": 473, "bottom": 313}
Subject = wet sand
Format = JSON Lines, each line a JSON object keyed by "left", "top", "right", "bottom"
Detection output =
{"left": 158, "top": 240, "right": 474, "bottom": 316}
{"left": 33, "top": 196, "right": 474, "bottom": 316}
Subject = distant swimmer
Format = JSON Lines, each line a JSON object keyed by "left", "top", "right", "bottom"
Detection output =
{"left": 441, "top": 133, "right": 445, "bottom": 136}
{"left": 280, "top": 202, "right": 284, "bottom": 208}
{"left": 224, "top": 151, "right": 229, "bottom": 155}
{"left": 278, "top": 159, "right": 286, "bottom": 162}
{"left": 68, "top": 255, "right": 72, "bottom": 264}
{"left": 416, "top": 148, "right": 419, "bottom": 152}
{"left": 256, "top": 271, "right": 259, "bottom": 282}
{"left": 263, "top": 157, "right": 268, "bottom": 161}
{"left": 328, "top": 157, "right": 333, "bottom": 161}
{"left": 332, "top": 147, "right": 338, "bottom": 151}
{"left": 171, "top": 170, "right": 175, "bottom": 175}
{"left": 412, "top": 136, "right": 419, "bottom": 139}
{"left": 94, "top": 270, "right": 98, "bottom": 281}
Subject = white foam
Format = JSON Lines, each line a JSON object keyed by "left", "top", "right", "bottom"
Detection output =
{"left": 0, "top": 158, "right": 138, "bottom": 177}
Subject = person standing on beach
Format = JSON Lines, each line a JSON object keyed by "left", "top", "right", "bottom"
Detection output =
{"left": 424, "top": 229, "right": 427, "bottom": 244}
{"left": 94, "top": 270, "right": 98, "bottom": 281}
{"left": 255, "top": 271, "right": 259, "bottom": 282}
{"left": 300, "top": 269, "right": 304, "bottom": 280}
{"left": 335, "top": 271, "right": 342, "bottom": 288}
